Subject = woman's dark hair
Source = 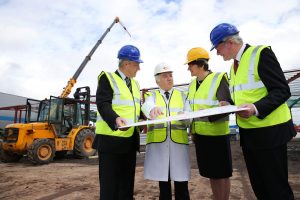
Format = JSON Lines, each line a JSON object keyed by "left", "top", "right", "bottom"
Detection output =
{"left": 189, "top": 59, "right": 209, "bottom": 71}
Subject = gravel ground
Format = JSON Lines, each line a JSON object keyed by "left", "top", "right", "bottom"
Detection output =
{"left": 0, "top": 138, "right": 300, "bottom": 200}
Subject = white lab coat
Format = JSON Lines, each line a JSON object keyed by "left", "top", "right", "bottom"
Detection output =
{"left": 142, "top": 88, "right": 191, "bottom": 181}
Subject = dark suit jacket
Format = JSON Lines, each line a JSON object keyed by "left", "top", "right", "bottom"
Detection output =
{"left": 238, "top": 44, "right": 296, "bottom": 149}
{"left": 93, "top": 70, "right": 140, "bottom": 153}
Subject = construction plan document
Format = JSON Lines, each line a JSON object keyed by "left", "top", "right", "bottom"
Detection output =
{"left": 120, "top": 105, "right": 248, "bottom": 128}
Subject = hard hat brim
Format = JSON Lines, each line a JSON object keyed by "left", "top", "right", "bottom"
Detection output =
{"left": 154, "top": 70, "right": 173, "bottom": 76}
{"left": 126, "top": 58, "right": 143, "bottom": 63}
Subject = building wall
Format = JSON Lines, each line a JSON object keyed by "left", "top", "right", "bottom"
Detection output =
{"left": 0, "top": 92, "right": 28, "bottom": 128}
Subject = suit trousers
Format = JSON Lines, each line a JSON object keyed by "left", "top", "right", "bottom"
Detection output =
{"left": 159, "top": 180, "right": 190, "bottom": 200}
{"left": 98, "top": 150, "right": 137, "bottom": 200}
{"left": 242, "top": 144, "right": 294, "bottom": 200}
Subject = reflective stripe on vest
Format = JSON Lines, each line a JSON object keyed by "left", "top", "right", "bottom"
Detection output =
{"left": 95, "top": 71, "right": 141, "bottom": 137}
{"left": 187, "top": 72, "right": 230, "bottom": 136}
{"left": 147, "top": 123, "right": 187, "bottom": 131}
{"left": 146, "top": 89, "right": 189, "bottom": 144}
{"left": 230, "top": 46, "right": 264, "bottom": 93}
{"left": 230, "top": 45, "right": 291, "bottom": 128}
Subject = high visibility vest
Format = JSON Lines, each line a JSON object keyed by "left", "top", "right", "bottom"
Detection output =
{"left": 95, "top": 71, "right": 141, "bottom": 137}
{"left": 145, "top": 89, "right": 189, "bottom": 144}
{"left": 230, "top": 45, "right": 291, "bottom": 128}
{"left": 187, "top": 72, "right": 230, "bottom": 136}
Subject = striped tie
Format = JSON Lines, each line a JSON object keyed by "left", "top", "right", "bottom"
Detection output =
{"left": 125, "top": 77, "right": 132, "bottom": 92}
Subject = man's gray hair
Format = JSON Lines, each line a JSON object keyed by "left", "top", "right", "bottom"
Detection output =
{"left": 119, "top": 59, "right": 126, "bottom": 68}
{"left": 225, "top": 34, "right": 243, "bottom": 45}
{"left": 155, "top": 74, "right": 160, "bottom": 83}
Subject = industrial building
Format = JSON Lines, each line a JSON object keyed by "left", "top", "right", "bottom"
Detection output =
{"left": 0, "top": 92, "right": 28, "bottom": 129}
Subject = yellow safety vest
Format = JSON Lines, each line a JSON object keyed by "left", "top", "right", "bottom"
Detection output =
{"left": 145, "top": 89, "right": 189, "bottom": 144}
{"left": 95, "top": 71, "right": 141, "bottom": 137}
{"left": 230, "top": 45, "right": 291, "bottom": 128}
{"left": 187, "top": 72, "right": 230, "bottom": 136}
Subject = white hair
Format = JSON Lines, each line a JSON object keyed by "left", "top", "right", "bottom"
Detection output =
{"left": 155, "top": 74, "right": 160, "bottom": 83}
{"left": 118, "top": 59, "right": 126, "bottom": 68}
{"left": 225, "top": 34, "right": 243, "bottom": 44}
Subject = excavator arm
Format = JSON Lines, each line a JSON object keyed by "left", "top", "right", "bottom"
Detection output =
{"left": 60, "top": 16, "right": 131, "bottom": 98}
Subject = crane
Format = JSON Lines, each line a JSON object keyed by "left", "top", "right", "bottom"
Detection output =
{"left": 60, "top": 16, "right": 131, "bottom": 98}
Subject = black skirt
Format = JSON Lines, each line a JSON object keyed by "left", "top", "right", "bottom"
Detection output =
{"left": 194, "top": 134, "right": 232, "bottom": 179}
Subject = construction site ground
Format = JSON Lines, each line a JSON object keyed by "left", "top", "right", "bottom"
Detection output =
{"left": 0, "top": 138, "right": 300, "bottom": 200}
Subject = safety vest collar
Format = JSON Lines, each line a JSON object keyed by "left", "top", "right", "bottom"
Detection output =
{"left": 106, "top": 72, "right": 140, "bottom": 105}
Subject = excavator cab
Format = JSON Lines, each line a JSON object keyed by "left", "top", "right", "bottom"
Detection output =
{"left": 24, "top": 87, "right": 90, "bottom": 136}
{"left": 23, "top": 97, "right": 83, "bottom": 136}
{"left": 48, "top": 87, "right": 89, "bottom": 136}
{"left": 46, "top": 97, "right": 80, "bottom": 135}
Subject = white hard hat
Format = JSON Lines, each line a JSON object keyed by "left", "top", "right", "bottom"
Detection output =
{"left": 154, "top": 62, "right": 173, "bottom": 76}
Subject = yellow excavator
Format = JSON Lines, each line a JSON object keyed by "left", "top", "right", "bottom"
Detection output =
{"left": 0, "top": 17, "right": 131, "bottom": 164}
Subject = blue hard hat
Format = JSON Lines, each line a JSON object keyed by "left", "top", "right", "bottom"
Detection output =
{"left": 210, "top": 23, "right": 239, "bottom": 51}
{"left": 117, "top": 45, "right": 143, "bottom": 63}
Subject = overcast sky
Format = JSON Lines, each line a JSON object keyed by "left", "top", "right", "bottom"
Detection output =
{"left": 1, "top": 0, "right": 300, "bottom": 100}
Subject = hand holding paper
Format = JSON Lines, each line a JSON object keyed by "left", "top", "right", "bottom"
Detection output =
{"left": 237, "top": 104, "right": 257, "bottom": 118}
{"left": 149, "top": 107, "right": 164, "bottom": 119}
{"left": 219, "top": 101, "right": 230, "bottom": 106}
{"left": 116, "top": 117, "right": 130, "bottom": 131}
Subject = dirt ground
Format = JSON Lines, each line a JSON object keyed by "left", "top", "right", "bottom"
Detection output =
{"left": 1, "top": 138, "right": 300, "bottom": 200}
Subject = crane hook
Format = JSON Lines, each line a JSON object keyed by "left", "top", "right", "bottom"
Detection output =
{"left": 115, "top": 16, "right": 132, "bottom": 37}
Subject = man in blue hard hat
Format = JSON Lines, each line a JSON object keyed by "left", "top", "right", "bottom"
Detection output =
{"left": 210, "top": 23, "right": 296, "bottom": 200}
{"left": 93, "top": 45, "right": 143, "bottom": 199}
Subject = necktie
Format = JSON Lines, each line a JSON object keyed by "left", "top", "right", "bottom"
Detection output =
{"left": 125, "top": 77, "right": 132, "bottom": 91}
{"left": 234, "top": 59, "right": 239, "bottom": 73}
{"left": 165, "top": 91, "right": 170, "bottom": 100}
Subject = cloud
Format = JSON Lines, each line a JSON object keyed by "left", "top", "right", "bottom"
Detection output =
{"left": 0, "top": 0, "right": 299, "bottom": 99}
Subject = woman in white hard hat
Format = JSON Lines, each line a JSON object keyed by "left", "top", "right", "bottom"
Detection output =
{"left": 185, "top": 47, "right": 233, "bottom": 200}
{"left": 142, "top": 62, "right": 191, "bottom": 200}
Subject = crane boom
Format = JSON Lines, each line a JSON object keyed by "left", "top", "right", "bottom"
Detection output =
{"left": 60, "top": 16, "right": 131, "bottom": 98}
